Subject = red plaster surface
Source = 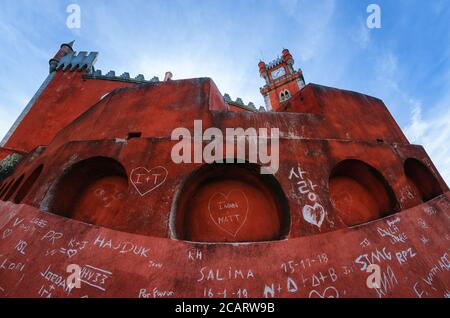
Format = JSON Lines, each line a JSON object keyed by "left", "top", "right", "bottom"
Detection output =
{"left": 267, "top": 79, "right": 303, "bottom": 111}
{"left": 4, "top": 71, "right": 137, "bottom": 153}
{"left": 0, "top": 148, "right": 25, "bottom": 161}
{"left": 175, "top": 164, "right": 288, "bottom": 243}
{"left": 0, "top": 193, "right": 449, "bottom": 298}
{"left": 0, "top": 64, "right": 448, "bottom": 298}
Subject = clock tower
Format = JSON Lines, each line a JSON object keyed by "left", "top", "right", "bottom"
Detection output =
{"left": 259, "top": 49, "right": 305, "bottom": 111}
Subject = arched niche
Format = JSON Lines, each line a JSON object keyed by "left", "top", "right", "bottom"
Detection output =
{"left": 0, "top": 182, "right": 6, "bottom": 196}
{"left": 14, "top": 165, "right": 44, "bottom": 203}
{"left": 47, "top": 157, "right": 128, "bottom": 229}
{"left": 404, "top": 158, "right": 443, "bottom": 202}
{"left": 4, "top": 176, "right": 24, "bottom": 201}
{"left": 0, "top": 179, "right": 13, "bottom": 200}
{"left": 173, "top": 162, "right": 290, "bottom": 243}
{"left": 329, "top": 159, "right": 398, "bottom": 226}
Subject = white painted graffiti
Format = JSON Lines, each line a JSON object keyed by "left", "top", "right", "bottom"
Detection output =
{"left": 289, "top": 166, "right": 328, "bottom": 228}
{"left": 93, "top": 234, "right": 150, "bottom": 258}
{"left": 130, "top": 166, "right": 168, "bottom": 196}
{"left": 208, "top": 190, "right": 249, "bottom": 237}
{"left": 309, "top": 286, "right": 340, "bottom": 298}
{"left": 377, "top": 218, "right": 407, "bottom": 245}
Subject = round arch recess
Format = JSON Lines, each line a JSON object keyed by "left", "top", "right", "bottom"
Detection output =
{"left": 329, "top": 159, "right": 398, "bottom": 227}
{"left": 173, "top": 162, "right": 291, "bottom": 243}
{"left": 404, "top": 158, "right": 443, "bottom": 202}
{"left": 47, "top": 157, "right": 128, "bottom": 229}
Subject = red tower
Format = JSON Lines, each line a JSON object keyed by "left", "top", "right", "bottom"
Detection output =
{"left": 259, "top": 49, "right": 306, "bottom": 111}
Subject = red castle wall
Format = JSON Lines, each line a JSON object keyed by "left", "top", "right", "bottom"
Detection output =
{"left": 4, "top": 71, "right": 137, "bottom": 153}
{"left": 0, "top": 46, "right": 448, "bottom": 298}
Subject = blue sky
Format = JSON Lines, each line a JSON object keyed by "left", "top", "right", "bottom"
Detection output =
{"left": 0, "top": 0, "right": 449, "bottom": 183}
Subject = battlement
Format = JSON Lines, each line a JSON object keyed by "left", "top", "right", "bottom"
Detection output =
{"left": 56, "top": 51, "right": 98, "bottom": 72}
{"left": 223, "top": 93, "right": 265, "bottom": 112}
{"left": 83, "top": 69, "right": 160, "bottom": 84}
{"left": 266, "top": 57, "right": 283, "bottom": 69}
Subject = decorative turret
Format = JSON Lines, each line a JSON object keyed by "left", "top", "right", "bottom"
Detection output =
{"left": 282, "top": 48, "right": 294, "bottom": 72}
{"left": 164, "top": 72, "right": 173, "bottom": 81}
{"left": 49, "top": 41, "right": 74, "bottom": 73}
{"left": 258, "top": 61, "right": 269, "bottom": 84}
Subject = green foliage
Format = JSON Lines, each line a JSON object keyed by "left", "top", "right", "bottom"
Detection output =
{"left": 0, "top": 153, "right": 23, "bottom": 181}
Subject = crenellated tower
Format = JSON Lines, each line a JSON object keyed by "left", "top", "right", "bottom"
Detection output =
{"left": 49, "top": 40, "right": 75, "bottom": 73}
{"left": 259, "top": 48, "right": 305, "bottom": 111}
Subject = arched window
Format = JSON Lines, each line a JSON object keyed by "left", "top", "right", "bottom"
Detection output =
{"left": 173, "top": 162, "right": 290, "bottom": 243}
{"left": 279, "top": 89, "right": 291, "bottom": 102}
{"left": 14, "top": 165, "right": 44, "bottom": 204}
{"left": 329, "top": 160, "right": 398, "bottom": 226}
{"left": 47, "top": 157, "right": 128, "bottom": 229}
{"left": 404, "top": 158, "right": 442, "bottom": 202}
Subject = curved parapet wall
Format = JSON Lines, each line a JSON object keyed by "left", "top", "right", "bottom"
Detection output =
{"left": 0, "top": 69, "right": 448, "bottom": 297}
{"left": 0, "top": 193, "right": 449, "bottom": 298}
{"left": 0, "top": 134, "right": 446, "bottom": 239}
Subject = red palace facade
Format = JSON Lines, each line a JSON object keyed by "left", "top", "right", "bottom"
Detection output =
{"left": 0, "top": 42, "right": 448, "bottom": 298}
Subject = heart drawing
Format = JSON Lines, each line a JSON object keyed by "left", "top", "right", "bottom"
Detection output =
{"left": 130, "top": 166, "right": 168, "bottom": 196}
{"left": 208, "top": 190, "right": 249, "bottom": 237}
{"left": 308, "top": 286, "right": 340, "bottom": 298}
{"left": 302, "top": 202, "right": 326, "bottom": 228}
{"left": 2, "top": 228, "right": 12, "bottom": 240}
{"left": 67, "top": 249, "right": 78, "bottom": 258}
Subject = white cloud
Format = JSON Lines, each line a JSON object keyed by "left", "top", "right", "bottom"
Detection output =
{"left": 377, "top": 52, "right": 398, "bottom": 79}
{"left": 374, "top": 51, "right": 450, "bottom": 185}
{"left": 352, "top": 20, "right": 371, "bottom": 49}
{"left": 404, "top": 98, "right": 450, "bottom": 185}
{"left": 279, "top": 0, "right": 336, "bottom": 62}
{"left": 0, "top": 103, "right": 21, "bottom": 139}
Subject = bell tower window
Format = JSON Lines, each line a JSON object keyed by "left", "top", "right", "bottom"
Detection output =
{"left": 279, "top": 89, "right": 291, "bottom": 102}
